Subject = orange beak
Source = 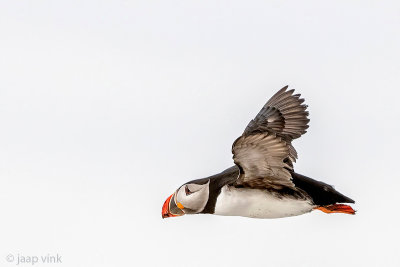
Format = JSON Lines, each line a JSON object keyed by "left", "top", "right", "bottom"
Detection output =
{"left": 162, "top": 193, "right": 184, "bottom": 218}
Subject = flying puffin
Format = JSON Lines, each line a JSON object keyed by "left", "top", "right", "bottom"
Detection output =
{"left": 162, "top": 86, "right": 355, "bottom": 219}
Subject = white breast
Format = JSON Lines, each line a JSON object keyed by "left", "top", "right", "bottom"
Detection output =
{"left": 214, "top": 185, "right": 314, "bottom": 219}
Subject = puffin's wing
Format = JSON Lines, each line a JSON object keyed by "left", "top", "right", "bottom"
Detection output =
{"left": 244, "top": 85, "right": 310, "bottom": 140}
{"left": 243, "top": 86, "right": 309, "bottom": 164}
{"left": 232, "top": 133, "right": 294, "bottom": 189}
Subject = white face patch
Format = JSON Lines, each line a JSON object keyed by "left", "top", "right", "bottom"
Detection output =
{"left": 175, "top": 180, "right": 210, "bottom": 213}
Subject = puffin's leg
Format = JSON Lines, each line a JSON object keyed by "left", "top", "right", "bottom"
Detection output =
{"left": 314, "top": 204, "right": 356, "bottom": 215}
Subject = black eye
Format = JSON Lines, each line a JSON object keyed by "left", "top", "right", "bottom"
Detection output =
{"left": 185, "top": 185, "right": 193, "bottom": 196}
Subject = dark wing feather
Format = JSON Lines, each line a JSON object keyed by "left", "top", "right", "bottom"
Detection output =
{"left": 243, "top": 85, "right": 309, "bottom": 164}
{"left": 244, "top": 85, "right": 309, "bottom": 139}
{"left": 232, "top": 133, "right": 295, "bottom": 189}
{"left": 231, "top": 86, "right": 310, "bottom": 189}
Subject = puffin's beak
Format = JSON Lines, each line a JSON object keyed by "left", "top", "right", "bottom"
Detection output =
{"left": 162, "top": 193, "right": 184, "bottom": 219}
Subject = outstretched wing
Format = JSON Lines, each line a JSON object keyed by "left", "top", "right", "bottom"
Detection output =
{"left": 244, "top": 85, "right": 309, "bottom": 140}
{"left": 244, "top": 86, "right": 309, "bottom": 164}
{"left": 232, "top": 133, "right": 294, "bottom": 189}
{"left": 232, "top": 86, "right": 309, "bottom": 189}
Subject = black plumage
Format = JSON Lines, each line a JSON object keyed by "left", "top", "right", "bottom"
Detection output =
{"left": 291, "top": 172, "right": 355, "bottom": 205}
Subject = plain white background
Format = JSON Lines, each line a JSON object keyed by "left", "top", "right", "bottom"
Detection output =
{"left": 1, "top": 1, "right": 399, "bottom": 266}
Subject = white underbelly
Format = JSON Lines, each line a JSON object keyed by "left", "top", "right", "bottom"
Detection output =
{"left": 214, "top": 185, "right": 314, "bottom": 219}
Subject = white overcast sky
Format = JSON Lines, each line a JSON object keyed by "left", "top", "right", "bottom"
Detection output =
{"left": 1, "top": 1, "right": 399, "bottom": 267}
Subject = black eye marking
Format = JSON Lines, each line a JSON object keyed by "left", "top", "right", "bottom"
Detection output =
{"left": 185, "top": 185, "right": 193, "bottom": 196}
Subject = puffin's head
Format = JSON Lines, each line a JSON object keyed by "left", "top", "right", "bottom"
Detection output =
{"left": 162, "top": 179, "right": 210, "bottom": 218}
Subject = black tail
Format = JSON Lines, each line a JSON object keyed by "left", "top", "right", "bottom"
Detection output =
{"left": 291, "top": 172, "right": 355, "bottom": 206}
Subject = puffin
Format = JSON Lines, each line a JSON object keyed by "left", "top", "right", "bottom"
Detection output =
{"left": 162, "top": 86, "right": 355, "bottom": 219}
